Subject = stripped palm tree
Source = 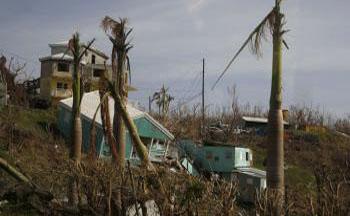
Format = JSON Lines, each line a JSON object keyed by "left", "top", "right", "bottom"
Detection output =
{"left": 101, "top": 17, "right": 132, "bottom": 169}
{"left": 67, "top": 33, "right": 95, "bottom": 206}
{"left": 212, "top": 0, "right": 288, "bottom": 212}
{"left": 88, "top": 65, "right": 118, "bottom": 161}
{"left": 152, "top": 85, "right": 174, "bottom": 117}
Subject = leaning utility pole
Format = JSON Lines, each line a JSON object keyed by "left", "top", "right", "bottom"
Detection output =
{"left": 149, "top": 96, "right": 152, "bottom": 113}
{"left": 201, "top": 58, "right": 205, "bottom": 138}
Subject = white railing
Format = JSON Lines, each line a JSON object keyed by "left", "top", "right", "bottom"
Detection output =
{"left": 51, "top": 89, "right": 72, "bottom": 98}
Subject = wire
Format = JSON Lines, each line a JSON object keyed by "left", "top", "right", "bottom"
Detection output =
{"left": 169, "top": 92, "right": 202, "bottom": 113}
{"left": 180, "top": 70, "right": 202, "bottom": 101}
{"left": 0, "top": 47, "right": 38, "bottom": 65}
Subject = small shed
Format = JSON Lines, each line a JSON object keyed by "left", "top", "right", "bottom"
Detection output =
{"left": 57, "top": 91, "right": 175, "bottom": 162}
{"left": 233, "top": 167, "right": 266, "bottom": 203}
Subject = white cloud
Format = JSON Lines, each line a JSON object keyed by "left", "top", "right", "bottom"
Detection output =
{"left": 187, "top": 0, "right": 206, "bottom": 13}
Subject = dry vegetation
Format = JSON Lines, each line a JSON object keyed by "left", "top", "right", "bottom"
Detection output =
{"left": 0, "top": 97, "right": 350, "bottom": 216}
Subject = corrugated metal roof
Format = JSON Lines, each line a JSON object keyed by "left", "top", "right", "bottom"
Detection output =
{"left": 58, "top": 90, "right": 174, "bottom": 140}
{"left": 242, "top": 116, "right": 289, "bottom": 125}
{"left": 234, "top": 167, "right": 266, "bottom": 178}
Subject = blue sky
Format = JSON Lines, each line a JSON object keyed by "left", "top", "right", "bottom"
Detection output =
{"left": 0, "top": 0, "right": 349, "bottom": 116}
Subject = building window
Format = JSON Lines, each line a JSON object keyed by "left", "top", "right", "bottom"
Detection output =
{"left": 57, "top": 82, "right": 68, "bottom": 90}
{"left": 91, "top": 55, "right": 96, "bottom": 64}
{"left": 206, "top": 151, "right": 213, "bottom": 160}
{"left": 57, "top": 62, "right": 69, "bottom": 72}
{"left": 93, "top": 69, "right": 104, "bottom": 77}
{"left": 246, "top": 152, "right": 249, "bottom": 161}
{"left": 130, "top": 146, "right": 138, "bottom": 159}
{"left": 57, "top": 82, "right": 63, "bottom": 89}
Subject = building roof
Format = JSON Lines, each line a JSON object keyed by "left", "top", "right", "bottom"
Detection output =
{"left": 49, "top": 41, "right": 109, "bottom": 59}
{"left": 242, "top": 116, "right": 289, "bottom": 125}
{"left": 203, "top": 140, "right": 237, "bottom": 147}
{"left": 39, "top": 53, "right": 87, "bottom": 64}
{"left": 58, "top": 91, "right": 174, "bottom": 140}
{"left": 234, "top": 167, "right": 266, "bottom": 178}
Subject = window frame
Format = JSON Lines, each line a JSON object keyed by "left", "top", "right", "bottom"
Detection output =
{"left": 56, "top": 82, "right": 64, "bottom": 89}
{"left": 57, "top": 62, "right": 70, "bottom": 72}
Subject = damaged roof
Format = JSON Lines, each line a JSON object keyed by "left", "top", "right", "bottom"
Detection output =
{"left": 59, "top": 90, "right": 174, "bottom": 140}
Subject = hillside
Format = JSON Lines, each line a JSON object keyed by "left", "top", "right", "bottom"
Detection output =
{"left": 0, "top": 106, "right": 350, "bottom": 215}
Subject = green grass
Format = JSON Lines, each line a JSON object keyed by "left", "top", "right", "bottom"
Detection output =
{"left": 252, "top": 147, "right": 266, "bottom": 170}
{"left": 285, "top": 165, "right": 315, "bottom": 188}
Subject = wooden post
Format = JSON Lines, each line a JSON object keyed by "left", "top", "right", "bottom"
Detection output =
{"left": 164, "top": 140, "right": 169, "bottom": 159}
{"left": 149, "top": 96, "right": 152, "bottom": 113}
{"left": 202, "top": 58, "right": 205, "bottom": 138}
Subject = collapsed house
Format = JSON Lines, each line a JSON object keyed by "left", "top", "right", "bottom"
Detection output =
{"left": 178, "top": 139, "right": 266, "bottom": 202}
{"left": 57, "top": 91, "right": 176, "bottom": 163}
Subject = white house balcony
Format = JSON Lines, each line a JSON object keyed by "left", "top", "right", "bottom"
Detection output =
{"left": 51, "top": 89, "right": 72, "bottom": 98}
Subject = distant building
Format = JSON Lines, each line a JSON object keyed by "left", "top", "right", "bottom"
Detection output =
{"left": 242, "top": 114, "right": 290, "bottom": 135}
{"left": 178, "top": 140, "right": 253, "bottom": 175}
{"left": 178, "top": 139, "right": 266, "bottom": 203}
{"left": 39, "top": 41, "right": 112, "bottom": 105}
{"left": 57, "top": 91, "right": 175, "bottom": 163}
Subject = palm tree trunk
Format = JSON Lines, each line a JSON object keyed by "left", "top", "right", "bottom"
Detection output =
{"left": 113, "top": 94, "right": 154, "bottom": 170}
{"left": 113, "top": 51, "right": 127, "bottom": 169}
{"left": 69, "top": 35, "right": 82, "bottom": 207}
{"left": 267, "top": 2, "right": 284, "bottom": 214}
{"left": 102, "top": 95, "right": 119, "bottom": 161}
{"left": 0, "top": 156, "right": 31, "bottom": 183}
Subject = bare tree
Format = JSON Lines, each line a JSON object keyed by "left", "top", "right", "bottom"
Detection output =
{"left": 101, "top": 16, "right": 132, "bottom": 169}
{"left": 67, "top": 33, "right": 95, "bottom": 206}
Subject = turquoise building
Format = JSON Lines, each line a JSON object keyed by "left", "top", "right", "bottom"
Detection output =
{"left": 57, "top": 91, "right": 175, "bottom": 162}
{"left": 178, "top": 139, "right": 266, "bottom": 202}
{"left": 178, "top": 140, "right": 253, "bottom": 174}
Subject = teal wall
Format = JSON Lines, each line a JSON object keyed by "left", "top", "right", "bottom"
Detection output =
{"left": 58, "top": 105, "right": 104, "bottom": 156}
{"left": 196, "top": 146, "right": 236, "bottom": 173}
{"left": 134, "top": 117, "right": 169, "bottom": 140}
{"left": 58, "top": 105, "right": 171, "bottom": 161}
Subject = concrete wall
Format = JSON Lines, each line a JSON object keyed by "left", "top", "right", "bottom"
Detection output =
{"left": 81, "top": 49, "right": 107, "bottom": 65}
{"left": 40, "top": 61, "right": 53, "bottom": 100}
{"left": 51, "top": 46, "right": 70, "bottom": 55}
